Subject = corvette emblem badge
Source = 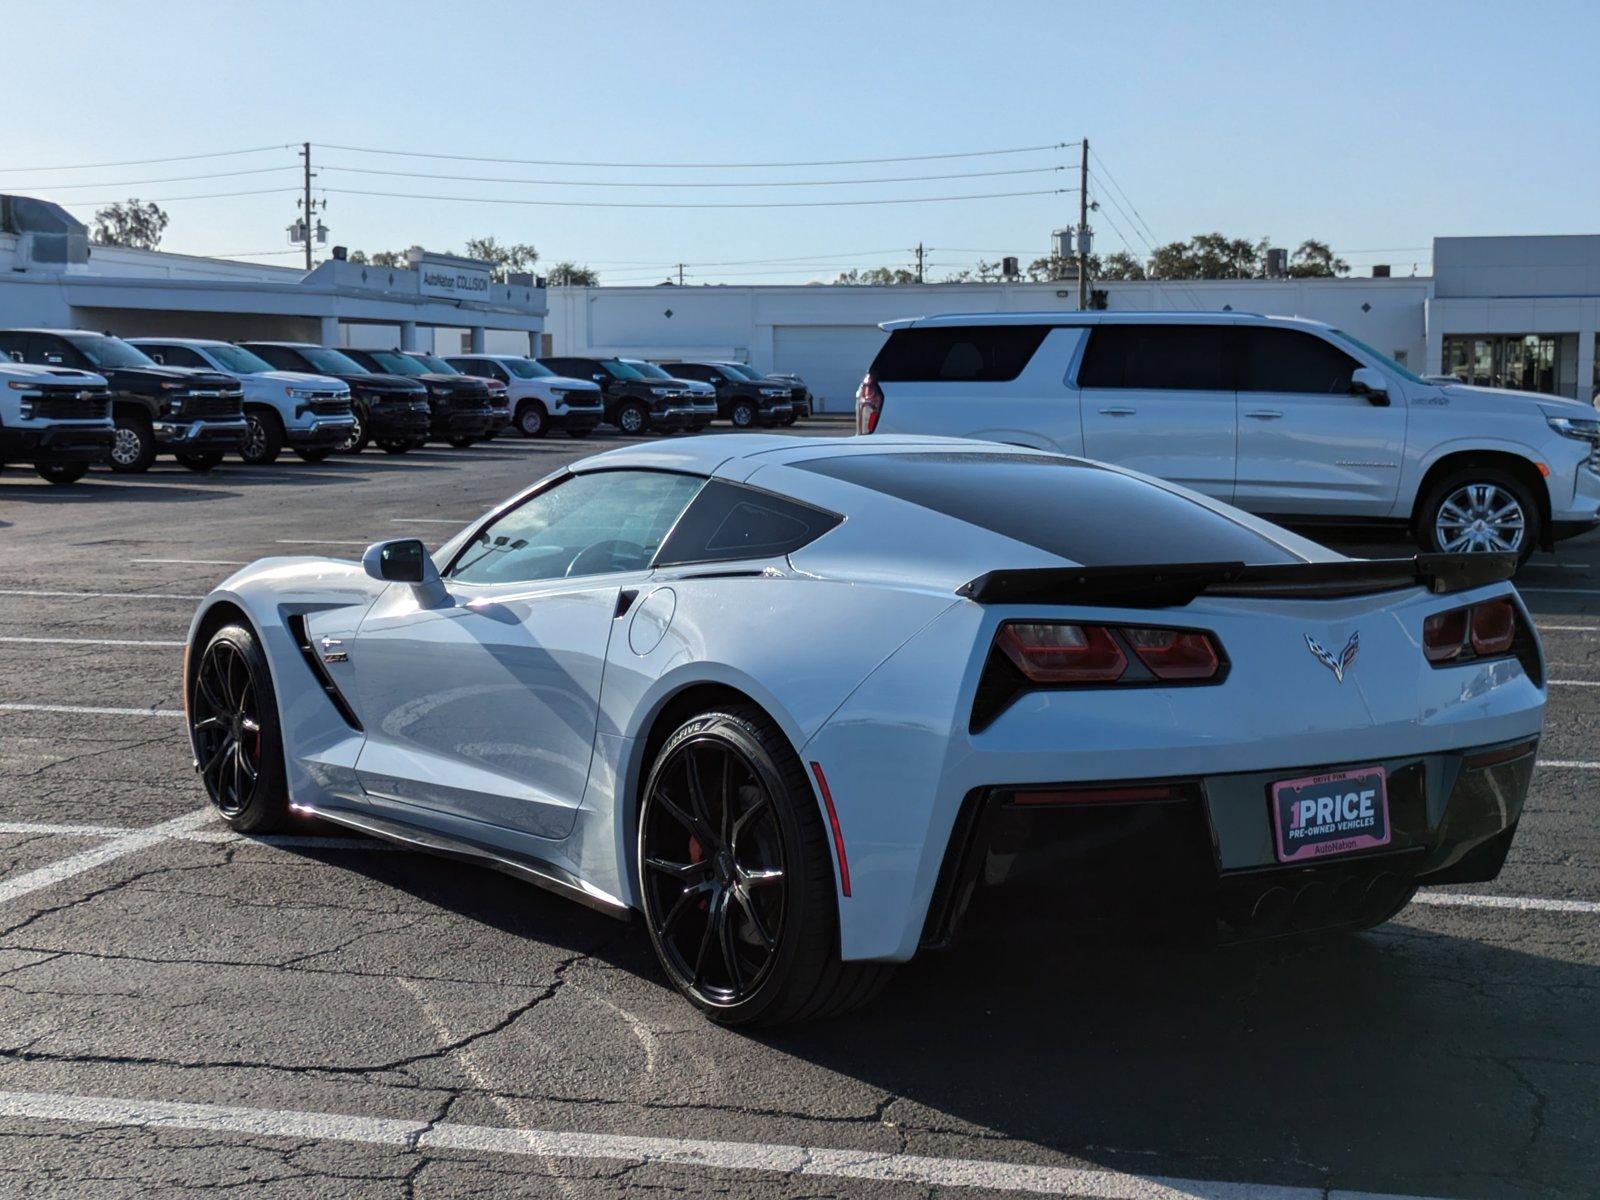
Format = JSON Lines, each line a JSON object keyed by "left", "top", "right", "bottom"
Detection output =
{"left": 1305, "top": 631, "right": 1359, "bottom": 683}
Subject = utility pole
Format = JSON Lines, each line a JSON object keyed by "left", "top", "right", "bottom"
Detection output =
{"left": 915, "top": 242, "right": 925, "bottom": 284}
{"left": 300, "top": 142, "right": 314, "bottom": 272}
{"left": 1077, "top": 138, "right": 1090, "bottom": 310}
{"left": 677, "top": 263, "right": 685, "bottom": 286}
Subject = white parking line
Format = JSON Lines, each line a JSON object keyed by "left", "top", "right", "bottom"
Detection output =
{"left": 0, "top": 809, "right": 211, "bottom": 907}
{"left": 0, "top": 636, "right": 184, "bottom": 648}
{"left": 1538, "top": 759, "right": 1600, "bottom": 769}
{"left": 1413, "top": 892, "right": 1600, "bottom": 915}
{"left": 0, "top": 821, "right": 394, "bottom": 852}
{"left": 0, "top": 589, "right": 204, "bottom": 601}
{"left": 1548, "top": 679, "right": 1600, "bottom": 687}
{"left": 130, "top": 558, "right": 246, "bottom": 567}
{"left": 274, "top": 539, "right": 372, "bottom": 546}
{"left": 1536, "top": 624, "right": 1600, "bottom": 632}
{"left": 0, "top": 1088, "right": 1460, "bottom": 1200}
{"left": 0, "top": 703, "right": 183, "bottom": 718}
{"left": 390, "top": 518, "right": 472, "bottom": 525}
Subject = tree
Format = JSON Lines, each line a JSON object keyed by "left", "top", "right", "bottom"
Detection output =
{"left": 347, "top": 249, "right": 408, "bottom": 268}
{"left": 832, "top": 266, "right": 918, "bottom": 285}
{"left": 1287, "top": 239, "right": 1349, "bottom": 278}
{"left": 546, "top": 262, "right": 599, "bottom": 286}
{"left": 463, "top": 236, "right": 539, "bottom": 282}
{"left": 1024, "top": 252, "right": 1103, "bottom": 282}
{"left": 91, "top": 199, "right": 169, "bottom": 250}
{"left": 1098, "top": 251, "right": 1146, "bottom": 280}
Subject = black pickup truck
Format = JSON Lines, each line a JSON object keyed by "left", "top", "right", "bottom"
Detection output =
{"left": 0, "top": 329, "right": 246, "bottom": 472}
{"left": 538, "top": 355, "right": 695, "bottom": 435}
{"left": 240, "top": 342, "right": 432, "bottom": 454}
{"left": 340, "top": 349, "right": 498, "bottom": 447}
{"left": 658, "top": 361, "right": 794, "bottom": 429}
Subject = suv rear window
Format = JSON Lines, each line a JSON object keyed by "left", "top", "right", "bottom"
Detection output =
{"left": 1077, "top": 324, "right": 1229, "bottom": 391}
{"left": 869, "top": 325, "right": 1050, "bottom": 383}
{"left": 793, "top": 451, "right": 1297, "bottom": 566}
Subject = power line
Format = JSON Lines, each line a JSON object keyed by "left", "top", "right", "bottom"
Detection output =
{"left": 316, "top": 140, "right": 1075, "bottom": 170}
{"left": 1, "top": 144, "right": 296, "bottom": 173}
{"left": 317, "top": 162, "right": 1064, "bottom": 188}
{"left": 56, "top": 187, "right": 299, "bottom": 207}
{"left": 0, "top": 165, "right": 299, "bottom": 191}
{"left": 319, "top": 185, "right": 1073, "bottom": 210}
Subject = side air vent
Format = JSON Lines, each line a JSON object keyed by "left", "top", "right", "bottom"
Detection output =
{"left": 286, "top": 614, "right": 363, "bottom": 731}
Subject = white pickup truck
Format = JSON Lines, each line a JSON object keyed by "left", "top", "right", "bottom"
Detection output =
{"left": 443, "top": 354, "right": 604, "bottom": 439}
{"left": 0, "top": 360, "right": 113, "bottom": 483}
{"left": 130, "top": 338, "right": 354, "bottom": 464}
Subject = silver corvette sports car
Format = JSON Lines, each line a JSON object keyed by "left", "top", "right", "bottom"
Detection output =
{"left": 184, "top": 435, "right": 1545, "bottom": 1024}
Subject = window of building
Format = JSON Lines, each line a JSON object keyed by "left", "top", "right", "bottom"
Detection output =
{"left": 1442, "top": 334, "right": 1560, "bottom": 396}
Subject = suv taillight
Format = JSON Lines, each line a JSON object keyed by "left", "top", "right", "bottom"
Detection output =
{"left": 856, "top": 373, "right": 883, "bottom": 435}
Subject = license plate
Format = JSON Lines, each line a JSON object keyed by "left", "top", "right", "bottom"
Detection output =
{"left": 1270, "top": 766, "right": 1390, "bottom": 863}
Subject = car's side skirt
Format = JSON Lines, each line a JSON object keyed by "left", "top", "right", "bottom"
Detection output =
{"left": 291, "top": 802, "right": 633, "bottom": 920}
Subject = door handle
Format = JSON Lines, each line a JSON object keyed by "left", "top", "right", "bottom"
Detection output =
{"left": 1098, "top": 406, "right": 1137, "bottom": 416}
{"left": 1244, "top": 410, "right": 1284, "bottom": 420}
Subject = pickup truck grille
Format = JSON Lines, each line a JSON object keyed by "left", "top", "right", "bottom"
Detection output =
{"left": 180, "top": 392, "right": 244, "bottom": 418}
{"left": 307, "top": 397, "right": 352, "bottom": 416}
{"left": 35, "top": 392, "right": 110, "bottom": 420}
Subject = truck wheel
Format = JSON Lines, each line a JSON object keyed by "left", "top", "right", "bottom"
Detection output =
{"left": 109, "top": 413, "right": 157, "bottom": 474}
{"left": 378, "top": 441, "right": 410, "bottom": 455}
{"left": 447, "top": 436, "right": 477, "bottom": 448}
{"left": 35, "top": 462, "right": 89, "bottom": 484}
{"left": 1417, "top": 466, "right": 1540, "bottom": 565}
{"left": 516, "top": 400, "right": 549, "bottom": 439}
{"left": 240, "top": 410, "right": 283, "bottom": 465}
{"left": 730, "top": 400, "right": 756, "bottom": 429}
{"left": 294, "top": 448, "right": 332, "bottom": 463}
{"left": 338, "top": 407, "right": 370, "bottom": 454}
{"left": 616, "top": 402, "right": 647, "bottom": 435}
{"left": 176, "top": 451, "right": 225, "bottom": 473}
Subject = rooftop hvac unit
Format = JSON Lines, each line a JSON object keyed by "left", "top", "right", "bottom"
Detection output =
{"left": 1265, "top": 247, "right": 1288, "bottom": 278}
{"left": 1372, "top": 264, "right": 1391, "bottom": 278}
{"left": 1053, "top": 228, "right": 1074, "bottom": 259}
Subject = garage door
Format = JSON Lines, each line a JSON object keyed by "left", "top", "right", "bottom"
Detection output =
{"left": 772, "top": 325, "right": 887, "bottom": 414}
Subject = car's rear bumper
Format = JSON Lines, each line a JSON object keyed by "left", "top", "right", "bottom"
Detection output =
{"left": 922, "top": 737, "right": 1537, "bottom": 948}
{"left": 0, "top": 423, "right": 115, "bottom": 464}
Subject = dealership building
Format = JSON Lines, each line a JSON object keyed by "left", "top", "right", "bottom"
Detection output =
{"left": 3, "top": 193, "right": 1595, "bottom": 415}
{"left": 545, "top": 235, "right": 1600, "bottom": 413}
{"left": 0, "top": 195, "right": 545, "bottom": 354}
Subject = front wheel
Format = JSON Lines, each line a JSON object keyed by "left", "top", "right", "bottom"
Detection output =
{"left": 35, "top": 462, "right": 89, "bottom": 484}
{"left": 729, "top": 400, "right": 756, "bottom": 429}
{"left": 189, "top": 623, "right": 291, "bottom": 833}
{"left": 176, "top": 451, "right": 224, "bottom": 473}
{"left": 337, "top": 407, "right": 370, "bottom": 454}
{"left": 638, "top": 706, "right": 892, "bottom": 1026}
{"left": 616, "top": 402, "right": 647, "bottom": 435}
{"left": 240, "top": 410, "right": 283, "bottom": 465}
{"left": 109, "top": 414, "right": 156, "bottom": 473}
{"left": 516, "top": 401, "right": 548, "bottom": 439}
{"left": 1417, "top": 467, "right": 1540, "bottom": 564}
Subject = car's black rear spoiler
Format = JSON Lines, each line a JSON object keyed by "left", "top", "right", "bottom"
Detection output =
{"left": 956, "top": 554, "right": 1518, "bottom": 607}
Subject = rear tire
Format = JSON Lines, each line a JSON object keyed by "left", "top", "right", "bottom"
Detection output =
{"left": 189, "top": 623, "right": 291, "bottom": 834}
{"left": 1416, "top": 466, "right": 1540, "bottom": 565}
{"left": 638, "top": 705, "right": 892, "bottom": 1026}
{"left": 109, "top": 413, "right": 156, "bottom": 473}
{"left": 35, "top": 462, "right": 89, "bottom": 484}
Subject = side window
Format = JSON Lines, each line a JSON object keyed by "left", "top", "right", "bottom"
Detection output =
{"left": 157, "top": 346, "right": 204, "bottom": 368}
{"left": 1239, "top": 328, "right": 1361, "bottom": 394}
{"left": 447, "top": 470, "right": 704, "bottom": 586}
{"left": 0, "top": 333, "right": 25, "bottom": 362}
{"left": 869, "top": 325, "right": 1051, "bottom": 383}
{"left": 1077, "top": 325, "right": 1229, "bottom": 391}
{"left": 656, "top": 480, "right": 842, "bottom": 566}
{"left": 250, "top": 346, "right": 298, "bottom": 370}
{"left": 478, "top": 361, "right": 510, "bottom": 382}
{"left": 27, "top": 336, "right": 81, "bottom": 368}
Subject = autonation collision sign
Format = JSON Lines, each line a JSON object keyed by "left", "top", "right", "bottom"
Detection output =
{"left": 414, "top": 253, "right": 492, "bottom": 300}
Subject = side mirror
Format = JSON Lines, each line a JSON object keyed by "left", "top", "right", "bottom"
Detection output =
{"left": 362, "top": 538, "right": 439, "bottom": 586}
{"left": 149, "top": 353, "right": 165, "bottom": 365}
{"left": 1350, "top": 367, "right": 1390, "bottom": 406}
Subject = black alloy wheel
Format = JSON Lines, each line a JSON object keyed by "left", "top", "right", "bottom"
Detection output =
{"left": 240, "top": 411, "right": 283, "bottom": 464}
{"left": 638, "top": 707, "right": 892, "bottom": 1025}
{"left": 189, "top": 624, "right": 289, "bottom": 832}
{"left": 34, "top": 462, "right": 89, "bottom": 484}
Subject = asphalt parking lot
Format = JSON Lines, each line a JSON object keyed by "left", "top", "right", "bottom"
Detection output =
{"left": 0, "top": 427, "right": 1596, "bottom": 1199}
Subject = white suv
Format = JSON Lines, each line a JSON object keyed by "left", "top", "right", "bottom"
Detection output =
{"left": 131, "top": 338, "right": 354, "bottom": 465}
{"left": 857, "top": 312, "right": 1600, "bottom": 561}
{"left": 444, "top": 354, "right": 603, "bottom": 439}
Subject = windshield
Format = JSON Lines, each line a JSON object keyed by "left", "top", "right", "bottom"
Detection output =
{"left": 361, "top": 350, "right": 429, "bottom": 376}
{"left": 1326, "top": 329, "right": 1428, "bottom": 386}
{"left": 68, "top": 336, "right": 156, "bottom": 369}
{"left": 411, "top": 353, "right": 459, "bottom": 374}
{"left": 601, "top": 359, "right": 646, "bottom": 380}
{"left": 298, "top": 346, "right": 367, "bottom": 374}
{"left": 506, "top": 358, "right": 554, "bottom": 379}
{"left": 204, "top": 344, "right": 274, "bottom": 374}
{"left": 724, "top": 363, "right": 767, "bottom": 382}
{"left": 625, "top": 360, "right": 673, "bottom": 380}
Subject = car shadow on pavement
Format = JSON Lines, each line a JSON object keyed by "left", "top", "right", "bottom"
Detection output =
{"left": 0, "top": 480, "right": 240, "bottom": 503}
{"left": 286, "top": 837, "right": 1594, "bottom": 1198}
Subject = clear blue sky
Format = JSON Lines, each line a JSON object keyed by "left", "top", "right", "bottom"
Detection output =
{"left": 4, "top": 0, "right": 1595, "bottom": 283}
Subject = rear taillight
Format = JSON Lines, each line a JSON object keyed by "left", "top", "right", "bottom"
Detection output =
{"left": 997, "top": 623, "right": 1126, "bottom": 683}
{"left": 1121, "top": 627, "right": 1221, "bottom": 680}
{"left": 855, "top": 373, "right": 883, "bottom": 435}
{"left": 1423, "top": 596, "right": 1526, "bottom": 666}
